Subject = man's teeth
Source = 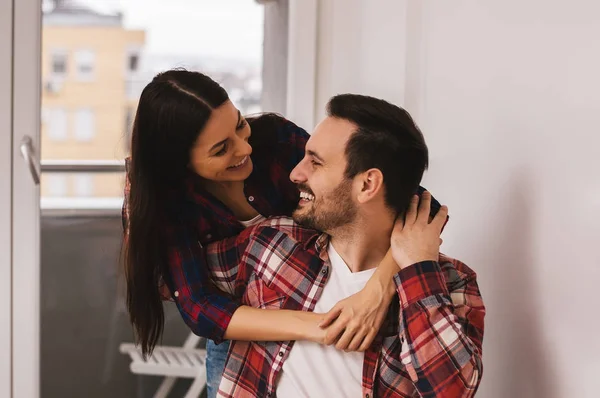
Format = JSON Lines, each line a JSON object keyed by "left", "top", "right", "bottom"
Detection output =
{"left": 300, "top": 191, "right": 315, "bottom": 201}
{"left": 230, "top": 156, "right": 247, "bottom": 168}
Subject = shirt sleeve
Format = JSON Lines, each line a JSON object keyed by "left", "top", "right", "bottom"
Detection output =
{"left": 164, "top": 218, "right": 246, "bottom": 344}
{"left": 393, "top": 259, "right": 485, "bottom": 397}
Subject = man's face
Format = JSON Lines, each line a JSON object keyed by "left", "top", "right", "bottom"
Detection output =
{"left": 289, "top": 117, "right": 357, "bottom": 232}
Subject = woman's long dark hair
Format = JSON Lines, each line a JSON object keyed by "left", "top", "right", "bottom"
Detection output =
{"left": 125, "top": 69, "right": 229, "bottom": 356}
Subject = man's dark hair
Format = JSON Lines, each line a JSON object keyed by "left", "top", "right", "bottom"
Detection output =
{"left": 327, "top": 93, "right": 429, "bottom": 214}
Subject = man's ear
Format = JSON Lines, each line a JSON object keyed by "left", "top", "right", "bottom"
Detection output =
{"left": 356, "top": 168, "right": 384, "bottom": 204}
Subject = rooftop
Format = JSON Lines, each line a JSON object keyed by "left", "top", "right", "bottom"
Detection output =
{"left": 43, "top": 0, "right": 124, "bottom": 27}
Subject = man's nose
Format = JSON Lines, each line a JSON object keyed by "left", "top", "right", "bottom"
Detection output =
{"left": 290, "top": 161, "right": 307, "bottom": 183}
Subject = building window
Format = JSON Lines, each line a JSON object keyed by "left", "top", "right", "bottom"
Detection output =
{"left": 128, "top": 53, "right": 139, "bottom": 73}
{"left": 74, "top": 108, "right": 95, "bottom": 142}
{"left": 46, "top": 175, "right": 68, "bottom": 197}
{"left": 45, "top": 108, "right": 68, "bottom": 141}
{"left": 50, "top": 50, "right": 68, "bottom": 78}
{"left": 75, "top": 49, "right": 96, "bottom": 81}
{"left": 125, "top": 45, "right": 142, "bottom": 75}
{"left": 73, "top": 174, "right": 94, "bottom": 197}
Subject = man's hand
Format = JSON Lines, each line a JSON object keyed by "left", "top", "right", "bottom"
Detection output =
{"left": 318, "top": 274, "right": 394, "bottom": 351}
{"left": 391, "top": 191, "right": 448, "bottom": 269}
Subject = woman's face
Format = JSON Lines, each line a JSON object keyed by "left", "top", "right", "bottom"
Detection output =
{"left": 189, "top": 100, "right": 253, "bottom": 183}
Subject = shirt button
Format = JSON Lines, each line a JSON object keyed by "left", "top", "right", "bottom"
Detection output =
{"left": 366, "top": 394, "right": 370, "bottom": 398}
{"left": 321, "top": 268, "right": 328, "bottom": 275}
{"left": 174, "top": 291, "right": 179, "bottom": 298}
{"left": 206, "top": 234, "right": 212, "bottom": 240}
{"left": 248, "top": 196, "right": 255, "bottom": 202}
{"left": 278, "top": 351, "right": 284, "bottom": 357}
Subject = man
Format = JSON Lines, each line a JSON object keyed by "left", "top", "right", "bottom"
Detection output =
{"left": 206, "top": 94, "right": 485, "bottom": 397}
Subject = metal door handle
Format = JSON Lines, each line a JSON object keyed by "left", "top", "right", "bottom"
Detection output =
{"left": 20, "top": 136, "right": 40, "bottom": 185}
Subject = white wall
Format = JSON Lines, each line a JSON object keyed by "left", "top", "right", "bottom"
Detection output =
{"left": 290, "top": 1, "right": 600, "bottom": 397}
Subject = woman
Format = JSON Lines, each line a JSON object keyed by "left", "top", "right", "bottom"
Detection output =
{"left": 123, "top": 69, "right": 439, "bottom": 397}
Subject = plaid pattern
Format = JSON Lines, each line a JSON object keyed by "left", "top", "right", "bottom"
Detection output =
{"left": 122, "top": 116, "right": 310, "bottom": 342}
{"left": 205, "top": 217, "right": 485, "bottom": 398}
{"left": 121, "top": 113, "right": 445, "bottom": 345}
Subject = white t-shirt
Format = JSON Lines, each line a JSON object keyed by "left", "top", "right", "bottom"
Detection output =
{"left": 239, "top": 214, "right": 266, "bottom": 227}
{"left": 276, "top": 243, "right": 376, "bottom": 398}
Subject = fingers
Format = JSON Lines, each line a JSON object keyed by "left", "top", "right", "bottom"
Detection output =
{"left": 405, "top": 194, "right": 419, "bottom": 225}
{"left": 358, "top": 329, "right": 377, "bottom": 352}
{"left": 417, "top": 191, "right": 432, "bottom": 223}
{"left": 345, "top": 327, "right": 367, "bottom": 352}
{"left": 335, "top": 324, "right": 359, "bottom": 351}
{"left": 323, "top": 316, "right": 347, "bottom": 346}
{"left": 319, "top": 305, "right": 342, "bottom": 328}
{"left": 432, "top": 205, "right": 449, "bottom": 230}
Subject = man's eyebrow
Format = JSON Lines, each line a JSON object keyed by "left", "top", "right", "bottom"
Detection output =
{"left": 306, "top": 150, "right": 325, "bottom": 163}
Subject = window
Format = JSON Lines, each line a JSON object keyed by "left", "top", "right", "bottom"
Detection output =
{"left": 125, "top": 45, "right": 142, "bottom": 75}
{"left": 75, "top": 49, "right": 96, "bottom": 81}
{"left": 50, "top": 50, "right": 67, "bottom": 78}
{"left": 74, "top": 108, "right": 95, "bottom": 142}
{"left": 46, "top": 175, "right": 68, "bottom": 197}
{"left": 45, "top": 108, "right": 68, "bottom": 141}
{"left": 41, "top": 0, "right": 267, "bottom": 206}
{"left": 73, "top": 174, "right": 94, "bottom": 197}
{"left": 39, "top": 1, "right": 272, "bottom": 395}
{"left": 128, "top": 53, "right": 139, "bottom": 73}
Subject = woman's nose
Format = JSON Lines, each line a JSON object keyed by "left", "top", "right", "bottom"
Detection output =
{"left": 235, "top": 137, "right": 252, "bottom": 157}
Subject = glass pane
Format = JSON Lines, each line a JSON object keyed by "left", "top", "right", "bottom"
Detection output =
{"left": 40, "top": 0, "right": 265, "bottom": 207}
{"left": 40, "top": 1, "right": 265, "bottom": 397}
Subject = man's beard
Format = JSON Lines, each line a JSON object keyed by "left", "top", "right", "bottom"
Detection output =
{"left": 293, "top": 179, "right": 357, "bottom": 232}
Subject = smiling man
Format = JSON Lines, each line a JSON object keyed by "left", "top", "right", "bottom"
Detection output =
{"left": 206, "top": 94, "right": 485, "bottom": 398}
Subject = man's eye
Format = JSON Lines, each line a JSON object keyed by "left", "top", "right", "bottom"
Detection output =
{"left": 236, "top": 119, "right": 247, "bottom": 130}
{"left": 311, "top": 160, "right": 321, "bottom": 167}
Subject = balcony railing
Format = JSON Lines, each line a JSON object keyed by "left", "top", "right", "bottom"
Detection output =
{"left": 41, "top": 160, "right": 126, "bottom": 216}
{"left": 41, "top": 159, "right": 126, "bottom": 173}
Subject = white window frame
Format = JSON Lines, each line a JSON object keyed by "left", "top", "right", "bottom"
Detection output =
{"left": 11, "top": 0, "right": 41, "bottom": 396}
{"left": 286, "top": 0, "right": 318, "bottom": 130}
{"left": 0, "top": 0, "right": 13, "bottom": 395}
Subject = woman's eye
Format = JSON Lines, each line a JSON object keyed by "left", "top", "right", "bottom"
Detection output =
{"left": 215, "top": 144, "right": 228, "bottom": 156}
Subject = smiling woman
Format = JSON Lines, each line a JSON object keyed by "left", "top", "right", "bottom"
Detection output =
{"left": 189, "top": 104, "right": 254, "bottom": 183}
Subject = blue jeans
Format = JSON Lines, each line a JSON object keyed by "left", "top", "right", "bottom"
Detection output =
{"left": 205, "top": 339, "right": 230, "bottom": 398}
